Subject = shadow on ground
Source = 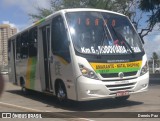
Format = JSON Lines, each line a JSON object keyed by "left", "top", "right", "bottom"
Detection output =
{"left": 6, "top": 89, "right": 143, "bottom": 111}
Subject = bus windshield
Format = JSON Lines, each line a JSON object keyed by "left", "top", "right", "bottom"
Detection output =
{"left": 65, "top": 11, "right": 144, "bottom": 55}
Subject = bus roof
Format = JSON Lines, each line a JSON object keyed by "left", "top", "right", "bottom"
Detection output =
{"left": 62, "top": 8, "right": 125, "bottom": 16}
{"left": 9, "top": 8, "right": 126, "bottom": 39}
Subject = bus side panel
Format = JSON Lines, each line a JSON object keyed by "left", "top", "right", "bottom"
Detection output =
{"left": 12, "top": 28, "right": 43, "bottom": 92}
{"left": 50, "top": 55, "right": 77, "bottom": 100}
{"left": 34, "top": 59, "right": 42, "bottom": 92}
{"left": 23, "top": 28, "right": 42, "bottom": 92}
{"left": 25, "top": 57, "right": 42, "bottom": 92}
{"left": 13, "top": 55, "right": 42, "bottom": 92}
{"left": 16, "top": 59, "right": 28, "bottom": 86}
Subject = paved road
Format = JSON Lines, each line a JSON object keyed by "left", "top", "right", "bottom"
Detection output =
{"left": 0, "top": 75, "right": 160, "bottom": 120}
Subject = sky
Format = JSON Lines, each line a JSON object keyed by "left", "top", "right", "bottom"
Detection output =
{"left": 0, "top": 0, "right": 50, "bottom": 30}
{"left": 0, "top": 0, "right": 159, "bottom": 59}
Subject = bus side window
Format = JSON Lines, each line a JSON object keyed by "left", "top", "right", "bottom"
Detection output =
{"left": 8, "top": 39, "right": 11, "bottom": 61}
{"left": 16, "top": 35, "right": 21, "bottom": 60}
{"left": 28, "top": 27, "right": 37, "bottom": 57}
{"left": 52, "top": 16, "right": 70, "bottom": 63}
{"left": 21, "top": 32, "right": 29, "bottom": 59}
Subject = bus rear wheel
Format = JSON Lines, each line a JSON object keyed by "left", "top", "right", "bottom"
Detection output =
{"left": 56, "top": 81, "right": 67, "bottom": 103}
{"left": 21, "top": 87, "right": 31, "bottom": 95}
{"left": 155, "top": 70, "right": 159, "bottom": 74}
{"left": 115, "top": 95, "right": 130, "bottom": 101}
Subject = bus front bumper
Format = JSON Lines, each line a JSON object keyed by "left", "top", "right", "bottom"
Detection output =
{"left": 76, "top": 72, "right": 149, "bottom": 101}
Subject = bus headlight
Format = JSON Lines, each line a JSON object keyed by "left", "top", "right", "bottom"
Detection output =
{"left": 140, "top": 62, "right": 149, "bottom": 76}
{"left": 79, "top": 64, "right": 99, "bottom": 80}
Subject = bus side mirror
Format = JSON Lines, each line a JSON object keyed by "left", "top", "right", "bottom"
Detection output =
{"left": 138, "top": 33, "right": 144, "bottom": 44}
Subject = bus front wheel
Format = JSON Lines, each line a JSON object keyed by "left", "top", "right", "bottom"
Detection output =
{"left": 55, "top": 81, "right": 67, "bottom": 102}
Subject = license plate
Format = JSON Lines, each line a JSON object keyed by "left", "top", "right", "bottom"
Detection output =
{"left": 116, "top": 91, "right": 129, "bottom": 97}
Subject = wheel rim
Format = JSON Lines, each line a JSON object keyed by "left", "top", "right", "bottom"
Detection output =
{"left": 57, "top": 83, "right": 66, "bottom": 101}
{"left": 22, "top": 87, "right": 26, "bottom": 92}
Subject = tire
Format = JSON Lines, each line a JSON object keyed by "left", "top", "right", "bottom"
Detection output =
{"left": 155, "top": 70, "right": 159, "bottom": 74}
{"left": 55, "top": 81, "right": 67, "bottom": 103}
{"left": 21, "top": 87, "right": 31, "bottom": 95}
{"left": 20, "top": 77, "right": 31, "bottom": 95}
{"left": 115, "top": 95, "right": 130, "bottom": 101}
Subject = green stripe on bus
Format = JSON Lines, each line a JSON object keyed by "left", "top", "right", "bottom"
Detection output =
{"left": 30, "top": 57, "right": 37, "bottom": 89}
{"left": 26, "top": 58, "right": 32, "bottom": 88}
{"left": 95, "top": 67, "right": 140, "bottom": 74}
{"left": 34, "top": 18, "right": 45, "bottom": 25}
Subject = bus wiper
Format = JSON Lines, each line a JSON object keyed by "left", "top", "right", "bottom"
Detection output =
{"left": 101, "top": 25, "right": 108, "bottom": 47}
{"left": 100, "top": 24, "right": 113, "bottom": 47}
{"left": 110, "top": 25, "right": 135, "bottom": 57}
{"left": 94, "top": 25, "right": 108, "bottom": 59}
{"left": 96, "top": 25, "right": 110, "bottom": 58}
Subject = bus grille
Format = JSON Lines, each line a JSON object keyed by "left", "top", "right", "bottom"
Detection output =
{"left": 106, "top": 82, "right": 136, "bottom": 91}
{"left": 101, "top": 71, "right": 137, "bottom": 78}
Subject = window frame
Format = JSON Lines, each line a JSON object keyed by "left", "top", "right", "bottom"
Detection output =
{"left": 51, "top": 15, "right": 71, "bottom": 62}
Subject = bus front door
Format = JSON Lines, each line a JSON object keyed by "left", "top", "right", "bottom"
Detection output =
{"left": 42, "top": 26, "right": 53, "bottom": 92}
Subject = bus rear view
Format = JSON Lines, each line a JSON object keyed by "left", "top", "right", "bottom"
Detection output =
{"left": 65, "top": 10, "right": 149, "bottom": 101}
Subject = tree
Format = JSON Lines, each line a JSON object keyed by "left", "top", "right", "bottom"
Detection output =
{"left": 29, "top": 0, "right": 136, "bottom": 21}
{"left": 29, "top": 0, "right": 158, "bottom": 39}
{"left": 138, "top": 0, "right": 160, "bottom": 38}
{"left": 29, "top": 7, "right": 53, "bottom": 20}
{"left": 151, "top": 52, "right": 159, "bottom": 71}
{"left": 151, "top": 52, "right": 159, "bottom": 60}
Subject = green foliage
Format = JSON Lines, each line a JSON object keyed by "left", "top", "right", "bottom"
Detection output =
{"left": 61, "top": 0, "right": 89, "bottom": 8}
{"left": 29, "top": 7, "right": 53, "bottom": 20}
{"left": 139, "top": 0, "right": 160, "bottom": 30}
{"left": 152, "top": 52, "right": 159, "bottom": 60}
{"left": 29, "top": 0, "right": 134, "bottom": 21}
{"left": 29, "top": 0, "right": 159, "bottom": 38}
{"left": 139, "top": 0, "right": 160, "bottom": 11}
